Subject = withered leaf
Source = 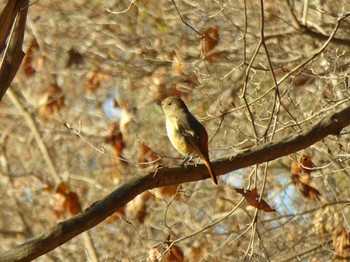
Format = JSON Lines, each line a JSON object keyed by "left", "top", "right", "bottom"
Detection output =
{"left": 234, "top": 188, "right": 275, "bottom": 212}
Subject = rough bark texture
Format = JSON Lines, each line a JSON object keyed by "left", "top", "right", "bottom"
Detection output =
{"left": 0, "top": 0, "right": 29, "bottom": 101}
{"left": 0, "top": 105, "right": 349, "bottom": 262}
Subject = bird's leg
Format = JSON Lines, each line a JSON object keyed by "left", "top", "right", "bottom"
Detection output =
{"left": 181, "top": 154, "right": 192, "bottom": 166}
{"left": 181, "top": 154, "right": 197, "bottom": 167}
{"left": 188, "top": 155, "right": 198, "bottom": 167}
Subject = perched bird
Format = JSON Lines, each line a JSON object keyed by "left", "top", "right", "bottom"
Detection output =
{"left": 161, "top": 96, "right": 218, "bottom": 185}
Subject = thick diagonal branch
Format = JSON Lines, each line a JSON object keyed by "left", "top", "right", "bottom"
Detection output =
{"left": 0, "top": 0, "right": 29, "bottom": 100}
{"left": 1, "top": 105, "right": 350, "bottom": 262}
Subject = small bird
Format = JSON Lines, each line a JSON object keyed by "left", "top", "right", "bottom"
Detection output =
{"left": 161, "top": 96, "right": 218, "bottom": 185}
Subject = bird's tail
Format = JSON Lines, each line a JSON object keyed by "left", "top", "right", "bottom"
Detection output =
{"left": 203, "top": 158, "right": 218, "bottom": 185}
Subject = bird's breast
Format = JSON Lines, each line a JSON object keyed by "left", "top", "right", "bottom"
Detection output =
{"left": 166, "top": 117, "right": 193, "bottom": 156}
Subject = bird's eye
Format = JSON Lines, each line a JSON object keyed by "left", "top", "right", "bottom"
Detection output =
{"left": 168, "top": 102, "right": 172, "bottom": 106}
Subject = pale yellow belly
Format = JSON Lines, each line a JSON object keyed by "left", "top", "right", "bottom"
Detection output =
{"left": 166, "top": 119, "right": 194, "bottom": 156}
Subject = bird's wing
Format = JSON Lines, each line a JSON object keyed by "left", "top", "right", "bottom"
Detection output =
{"left": 177, "top": 115, "right": 207, "bottom": 158}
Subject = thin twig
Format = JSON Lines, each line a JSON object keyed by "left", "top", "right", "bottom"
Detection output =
{"left": 160, "top": 198, "right": 245, "bottom": 261}
{"left": 7, "top": 90, "right": 61, "bottom": 184}
{"left": 170, "top": 0, "right": 203, "bottom": 37}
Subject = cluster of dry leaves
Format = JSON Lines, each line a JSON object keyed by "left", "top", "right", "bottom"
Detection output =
{"left": 291, "top": 154, "right": 321, "bottom": 201}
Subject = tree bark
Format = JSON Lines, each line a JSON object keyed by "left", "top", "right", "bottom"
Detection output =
{"left": 0, "top": 0, "right": 29, "bottom": 101}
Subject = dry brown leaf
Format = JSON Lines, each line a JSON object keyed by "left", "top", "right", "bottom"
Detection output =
{"left": 207, "top": 53, "right": 222, "bottom": 62}
{"left": 155, "top": 185, "right": 180, "bottom": 199}
{"left": 138, "top": 144, "right": 161, "bottom": 167}
{"left": 106, "top": 208, "right": 126, "bottom": 224}
{"left": 105, "top": 122, "right": 126, "bottom": 157}
{"left": 147, "top": 238, "right": 184, "bottom": 262}
{"left": 291, "top": 160, "right": 302, "bottom": 175}
{"left": 234, "top": 188, "right": 275, "bottom": 212}
{"left": 23, "top": 38, "right": 39, "bottom": 77}
{"left": 291, "top": 176, "right": 321, "bottom": 201}
{"left": 166, "top": 245, "right": 184, "bottom": 262}
{"left": 85, "top": 70, "right": 110, "bottom": 93}
{"left": 180, "top": 72, "right": 199, "bottom": 87}
{"left": 291, "top": 155, "right": 321, "bottom": 201}
{"left": 38, "top": 82, "right": 65, "bottom": 121}
{"left": 64, "top": 192, "right": 82, "bottom": 215}
{"left": 147, "top": 244, "right": 163, "bottom": 262}
{"left": 172, "top": 50, "right": 185, "bottom": 75}
{"left": 189, "top": 239, "right": 210, "bottom": 261}
{"left": 55, "top": 181, "right": 70, "bottom": 195}
{"left": 66, "top": 48, "right": 84, "bottom": 68}
{"left": 127, "top": 193, "right": 148, "bottom": 223}
{"left": 299, "top": 154, "right": 313, "bottom": 175}
{"left": 46, "top": 182, "right": 82, "bottom": 218}
{"left": 50, "top": 191, "right": 66, "bottom": 218}
{"left": 333, "top": 227, "right": 350, "bottom": 258}
{"left": 190, "top": 246, "right": 202, "bottom": 261}
{"left": 141, "top": 191, "right": 152, "bottom": 202}
{"left": 202, "top": 26, "right": 221, "bottom": 61}
{"left": 293, "top": 69, "right": 315, "bottom": 87}
{"left": 203, "top": 26, "right": 219, "bottom": 53}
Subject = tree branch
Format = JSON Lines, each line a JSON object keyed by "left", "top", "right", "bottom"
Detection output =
{"left": 0, "top": 0, "right": 29, "bottom": 101}
{"left": 0, "top": 0, "right": 20, "bottom": 51}
{"left": 1, "top": 105, "right": 350, "bottom": 261}
{"left": 6, "top": 90, "right": 61, "bottom": 184}
{"left": 283, "top": 1, "right": 350, "bottom": 46}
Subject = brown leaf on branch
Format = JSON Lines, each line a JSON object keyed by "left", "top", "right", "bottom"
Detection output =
{"left": 234, "top": 188, "right": 275, "bottom": 212}
{"left": 106, "top": 208, "right": 126, "bottom": 224}
{"left": 298, "top": 154, "right": 313, "bottom": 175}
{"left": 138, "top": 144, "right": 161, "bottom": 167}
{"left": 45, "top": 182, "right": 82, "bottom": 218}
{"left": 64, "top": 192, "right": 82, "bottom": 216}
{"left": 147, "top": 244, "right": 163, "bottom": 262}
{"left": 21, "top": 37, "right": 46, "bottom": 77}
{"left": 291, "top": 154, "right": 321, "bottom": 201}
{"left": 190, "top": 240, "right": 210, "bottom": 261}
{"left": 105, "top": 122, "right": 126, "bottom": 157}
{"left": 23, "top": 38, "right": 39, "bottom": 77}
{"left": 147, "top": 237, "right": 184, "bottom": 262}
{"left": 38, "top": 82, "right": 65, "bottom": 121}
{"left": 203, "top": 26, "right": 219, "bottom": 53}
{"left": 291, "top": 173, "right": 321, "bottom": 201}
{"left": 202, "top": 26, "right": 221, "bottom": 61}
{"left": 166, "top": 244, "right": 184, "bottom": 262}
{"left": 127, "top": 193, "right": 150, "bottom": 223}
{"left": 85, "top": 70, "right": 110, "bottom": 93}
{"left": 155, "top": 185, "right": 180, "bottom": 199}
